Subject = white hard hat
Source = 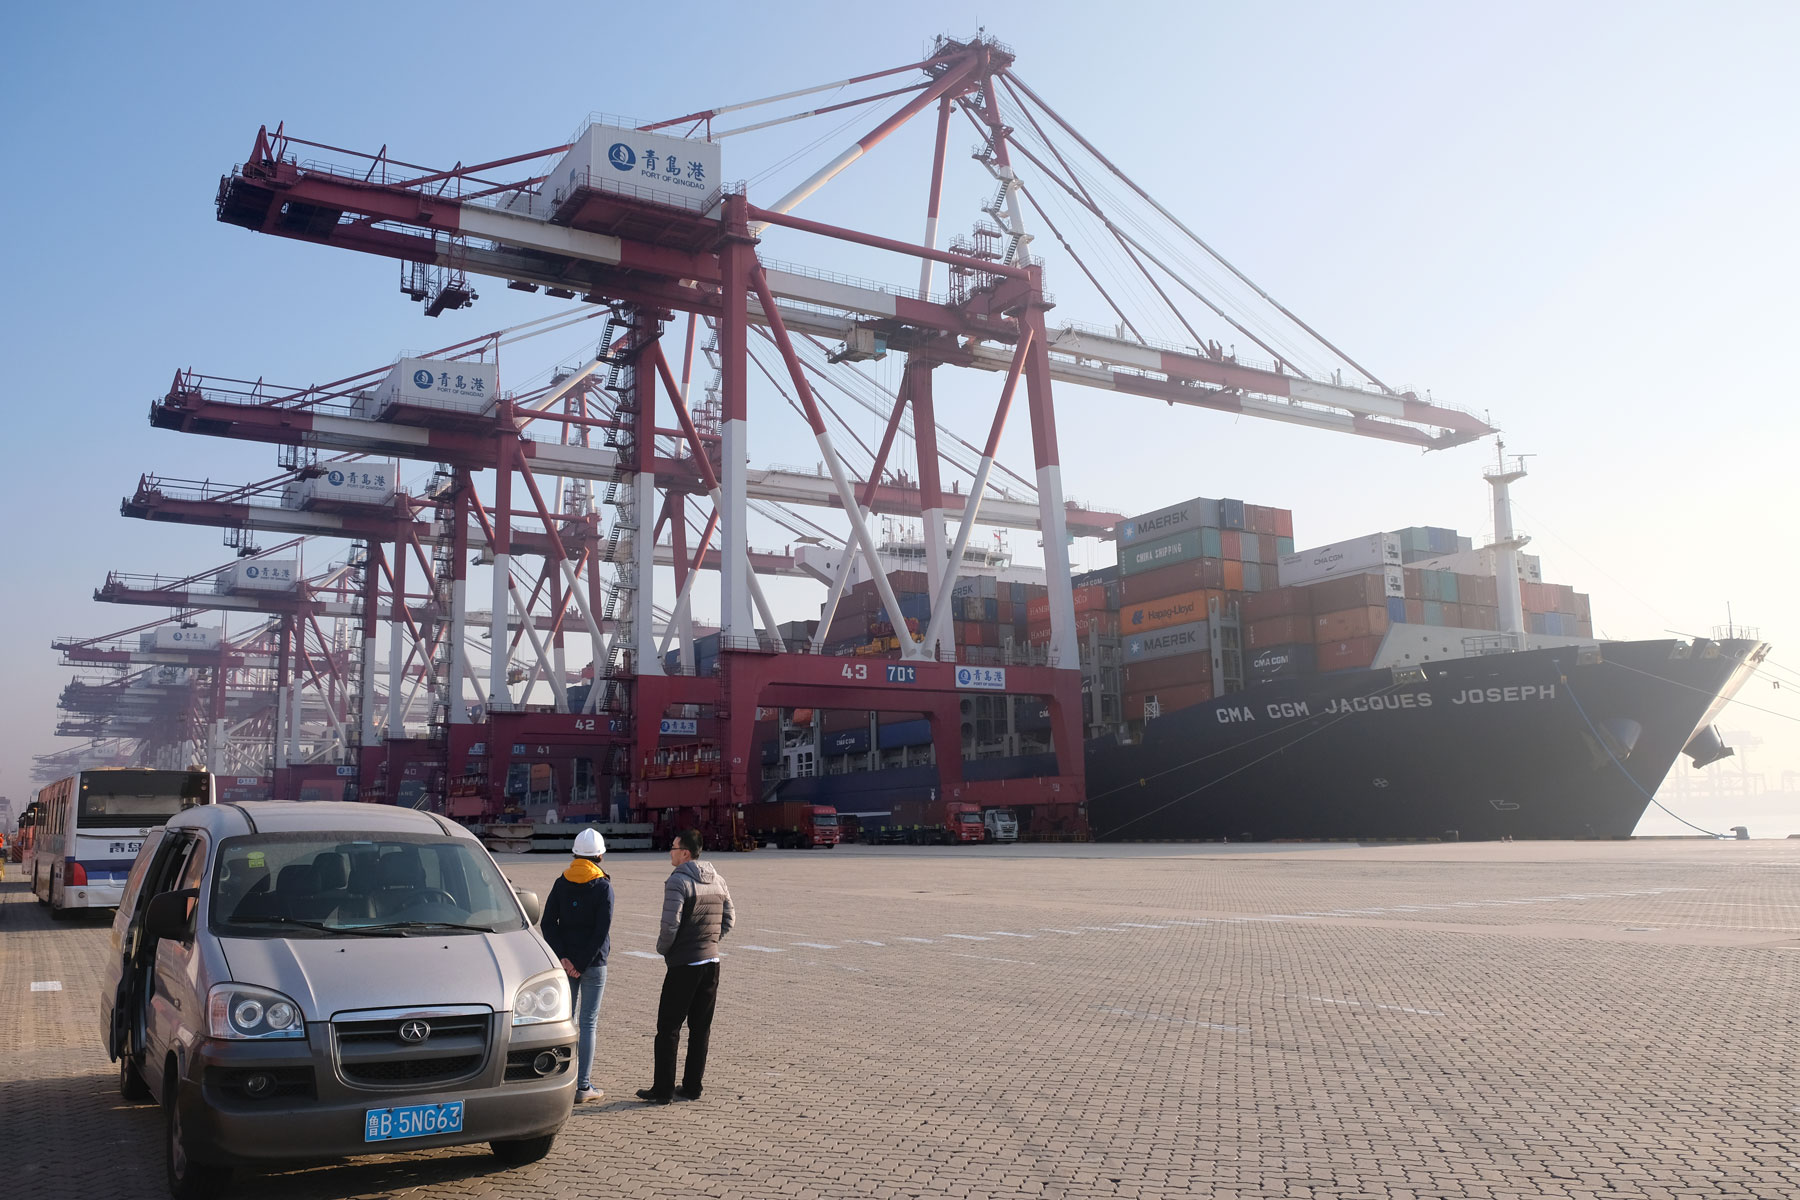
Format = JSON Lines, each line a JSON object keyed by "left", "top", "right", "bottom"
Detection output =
{"left": 573, "top": 828, "right": 606, "bottom": 858}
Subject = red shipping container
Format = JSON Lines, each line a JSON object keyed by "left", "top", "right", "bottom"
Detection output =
{"left": 1118, "top": 559, "right": 1225, "bottom": 605}
{"left": 1466, "top": 605, "right": 1499, "bottom": 631}
{"left": 1240, "top": 586, "right": 1312, "bottom": 622}
{"left": 1402, "top": 568, "right": 1423, "bottom": 600}
{"left": 1222, "top": 560, "right": 1245, "bottom": 591}
{"left": 1072, "top": 584, "right": 1109, "bottom": 613}
{"left": 1439, "top": 602, "right": 1464, "bottom": 627}
{"left": 1259, "top": 535, "right": 1280, "bottom": 565}
{"left": 822, "top": 709, "right": 868, "bottom": 733}
{"left": 1273, "top": 509, "right": 1294, "bottom": 538}
{"left": 1404, "top": 598, "right": 1425, "bottom": 624}
{"left": 1124, "top": 681, "right": 1215, "bottom": 721}
{"left": 1075, "top": 610, "right": 1119, "bottom": 637}
{"left": 1316, "top": 636, "right": 1382, "bottom": 671}
{"left": 1305, "top": 573, "right": 1391, "bottom": 613}
{"left": 1248, "top": 614, "right": 1313, "bottom": 648}
{"left": 1220, "top": 530, "right": 1241, "bottom": 560}
{"left": 1123, "top": 653, "right": 1212, "bottom": 694}
{"left": 1313, "top": 605, "right": 1389, "bottom": 642}
{"left": 1026, "top": 595, "right": 1051, "bottom": 624}
{"left": 1243, "top": 504, "right": 1274, "bottom": 535}
{"left": 1574, "top": 592, "right": 1592, "bottom": 621}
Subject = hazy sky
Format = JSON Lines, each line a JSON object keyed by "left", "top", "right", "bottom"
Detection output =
{"left": 4, "top": 3, "right": 1796, "bottom": 833}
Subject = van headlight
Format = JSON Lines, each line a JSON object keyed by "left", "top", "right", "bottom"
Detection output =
{"left": 208, "top": 983, "right": 305, "bottom": 1040}
{"left": 511, "top": 970, "right": 571, "bottom": 1026}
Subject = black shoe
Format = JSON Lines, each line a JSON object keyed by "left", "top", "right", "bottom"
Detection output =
{"left": 635, "top": 1088, "right": 672, "bottom": 1105}
{"left": 675, "top": 1085, "right": 702, "bottom": 1101}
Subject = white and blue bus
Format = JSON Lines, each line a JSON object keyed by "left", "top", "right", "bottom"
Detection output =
{"left": 29, "top": 768, "right": 215, "bottom": 914}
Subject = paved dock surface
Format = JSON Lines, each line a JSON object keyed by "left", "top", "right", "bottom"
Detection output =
{"left": 4, "top": 840, "right": 1797, "bottom": 1199}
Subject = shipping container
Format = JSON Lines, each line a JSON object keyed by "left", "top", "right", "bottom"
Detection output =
{"left": 1386, "top": 595, "right": 1407, "bottom": 623}
{"left": 1248, "top": 642, "right": 1316, "bottom": 681}
{"left": 1247, "top": 614, "right": 1312, "bottom": 648}
{"left": 1124, "top": 681, "right": 1215, "bottom": 722}
{"left": 1239, "top": 586, "right": 1312, "bottom": 622}
{"left": 1118, "top": 558, "right": 1225, "bottom": 605}
{"left": 1220, "top": 530, "right": 1241, "bottom": 561}
{"left": 1222, "top": 560, "right": 1244, "bottom": 591}
{"left": 1273, "top": 510, "right": 1294, "bottom": 538}
{"left": 1316, "top": 636, "right": 1383, "bottom": 671}
{"left": 1123, "top": 654, "right": 1212, "bottom": 694}
{"left": 1314, "top": 605, "right": 1388, "bottom": 642}
{"left": 821, "top": 728, "right": 871, "bottom": 756}
{"left": 1118, "top": 527, "right": 1208, "bottom": 576}
{"left": 878, "top": 719, "right": 933, "bottom": 750}
{"left": 1200, "top": 527, "right": 1223, "bottom": 558}
{"left": 1121, "top": 589, "right": 1216, "bottom": 633}
{"left": 1123, "top": 620, "right": 1211, "bottom": 663}
{"left": 821, "top": 709, "right": 867, "bottom": 733}
{"left": 1276, "top": 532, "right": 1402, "bottom": 587}
{"left": 1117, "top": 495, "right": 1220, "bottom": 545}
{"left": 1303, "top": 569, "right": 1401, "bottom": 612}
{"left": 1239, "top": 532, "right": 1261, "bottom": 563}
{"left": 1421, "top": 600, "right": 1443, "bottom": 626}
{"left": 1241, "top": 561, "right": 1263, "bottom": 592}
{"left": 1218, "top": 498, "right": 1247, "bottom": 530}
{"left": 1404, "top": 598, "right": 1425, "bottom": 624}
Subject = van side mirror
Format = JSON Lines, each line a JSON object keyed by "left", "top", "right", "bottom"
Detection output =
{"left": 513, "top": 887, "right": 543, "bottom": 925}
{"left": 145, "top": 888, "right": 199, "bottom": 943}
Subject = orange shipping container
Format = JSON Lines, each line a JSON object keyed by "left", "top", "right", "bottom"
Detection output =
{"left": 1316, "top": 636, "right": 1382, "bottom": 671}
{"left": 1240, "top": 586, "right": 1312, "bottom": 622}
{"left": 1124, "top": 681, "right": 1215, "bottom": 721}
{"left": 1314, "top": 605, "right": 1389, "bottom": 642}
{"left": 1124, "top": 654, "right": 1212, "bottom": 693}
{"left": 1121, "top": 588, "right": 1215, "bottom": 633}
{"left": 1222, "top": 560, "right": 1245, "bottom": 591}
{"left": 1273, "top": 509, "right": 1294, "bottom": 538}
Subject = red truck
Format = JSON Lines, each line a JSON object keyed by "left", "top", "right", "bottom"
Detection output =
{"left": 871, "top": 798, "right": 985, "bottom": 845}
{"left": 744, "top": 801, "right": 841, "bottom": 849}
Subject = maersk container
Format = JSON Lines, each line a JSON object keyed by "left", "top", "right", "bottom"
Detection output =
{"left": 1218, "top": 498, "right": 1246, "bottom": 530}
{"left": 1123, "top": 620, "right": 1210, "bottom": 663}
{"left": 216, "top": 560, "right": 299, "bottom": 593}
{"left": 141, "top": 626, "right": 223, "bottom": 652}
{"left": 1117, "top": 496, "right": 1219, "bottom": 545}
{"left": 1118, "top": 528, "right": 1206, "bottom": 576}
{"left": 1276, "top": 533, "right": 1402, "bottom": 587}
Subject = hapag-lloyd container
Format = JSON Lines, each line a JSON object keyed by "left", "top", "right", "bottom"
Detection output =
{"left": 1118, "top": 528, "right": 1207, "bottom": 576}
{"left": 368, "top": 358, "right": 499, "bottom": 418}
{"left": 216, "top": 560, "right": 299, "bottom": 593}
{"left": 1124, "top": 620, "right": 1211, "bottom": 663}
{"left": 1276, "top": 532, "right": 1402, "bottom": 587}
{"left": 141, "top": 626, "right": 223, "bottom": 651}
{"left": 1121, "top": 589, "right": 1215, "bottom": 633}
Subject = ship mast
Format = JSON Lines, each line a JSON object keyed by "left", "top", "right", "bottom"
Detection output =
{"left": 1484, "top": 438, "right": 1532, "bottom": 644}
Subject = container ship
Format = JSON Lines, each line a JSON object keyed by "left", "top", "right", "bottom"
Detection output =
{"left": 754, "top": 457, "right": 1768, "bottom": 841}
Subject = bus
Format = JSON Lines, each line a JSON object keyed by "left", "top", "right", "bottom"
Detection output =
{"left": 28, "top": 768, "right": 216, "bottom": 914}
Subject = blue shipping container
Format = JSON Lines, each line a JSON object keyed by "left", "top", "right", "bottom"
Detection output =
{"left": 1219, "top": 498, "right": 1246, "bottom": 530}
{"left": 823, "top": 728, "right": 871, "bottom": 755}
{"left": 1242, "top": 561, "right": 1263, "bottom": 592}
{"left": 878, "top": 719, "right": 933, "bottom": 750}
{"left": 1387, "top": 596, "right": 1408, "bottom": 623}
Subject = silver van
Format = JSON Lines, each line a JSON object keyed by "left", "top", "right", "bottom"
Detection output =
{"left": 100, "top": 801, "right": 576, "bottom": 1197}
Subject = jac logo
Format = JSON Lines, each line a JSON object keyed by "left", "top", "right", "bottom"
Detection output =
{"left": 608, "top": 142, "right": 636, "bottom": 171}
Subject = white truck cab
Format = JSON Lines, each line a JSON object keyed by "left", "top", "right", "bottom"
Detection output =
{"left": 982, "top": 808, "right": 1019, "bottom": 842}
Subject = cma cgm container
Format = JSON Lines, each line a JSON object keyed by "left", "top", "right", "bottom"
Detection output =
{"left": 215, "top": 560, "right": 298, "bottom": 593}
{"left": 1247, "top": 642, "right": 1316, "bottom": 682}
{"left": 1117, "top": 495, "right": 1220, "bottom": 545}
{"left": 1277, "top": 533, "right": 1402, "bottom": 587}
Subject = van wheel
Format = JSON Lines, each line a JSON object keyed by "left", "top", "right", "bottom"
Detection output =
{"left": 491, "top": 1132, "right": 557, "bottom": 1167}
{"left": 120, "top": 1054, "right": 152, "bottom": 1102}
{"left": 165, "top": 1075, "right": 232, "bottom": 1199}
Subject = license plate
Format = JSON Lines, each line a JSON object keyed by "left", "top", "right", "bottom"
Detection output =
{"left": 364, "top": 1101, "right": 464, "bottom": 1142}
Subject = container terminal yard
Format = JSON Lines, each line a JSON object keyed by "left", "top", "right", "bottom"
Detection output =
{"left": 7, "top": 13, "right": 1800, "bottom": 1200}
{"left": 20, "top": 31, "right": 1770, "bottom": 852}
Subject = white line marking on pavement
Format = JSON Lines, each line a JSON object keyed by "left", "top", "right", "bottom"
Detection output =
{"left": 943, "top": 934, "right": 991, "bottom": 941}
{"left": 1096, "top": 1005, "right": 1245, "bottom": 1033}
{"left": 790, "top": 942, "right": 838, "bottom": 949}
{"left": 947, "top": 953, "right": 1035, "bottom": 965}
{"left": 845, "top": 939, "right": 885, "bottom": 946}
{"left": 1375, "top": 1004, "right": 1446, "bottom": 1015}
{"left": 622, "top": 951, "right": 662, "bottom": 960}
{"left": 30, "top": 981, "right": 62, "bottom": 992}
{"left": 986, "top": 931, "right": 1035, "bottom": 938}
{"left": 895, "top": 937, "right": 936, "bottom": 943}
{"left": 1116, "top": 922, "right": 1169, "bottom": 929}
{"left": 737, "top": 945, "right": 786, "bottom": 952}
{"left": 757, "top": 928, "right": 808, "bottom": 934}
{"left": 1039, "top": 928, "right": 1085, "bottom": 935}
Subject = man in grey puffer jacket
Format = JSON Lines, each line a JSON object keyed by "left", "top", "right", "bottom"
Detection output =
{"left": 637, "top": 828, "right": 735, "bottom": 1103}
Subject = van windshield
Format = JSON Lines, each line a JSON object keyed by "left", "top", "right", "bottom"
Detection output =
{"left": 209, "top": 833, "right": 525, "bottom": 937}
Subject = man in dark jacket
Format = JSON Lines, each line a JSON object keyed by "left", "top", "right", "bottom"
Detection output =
{"left": 637, "top": 828, "right": 734, "bottom": 1103}
{"left": 541, "top": 827, "right": 614, "bottom": 1103}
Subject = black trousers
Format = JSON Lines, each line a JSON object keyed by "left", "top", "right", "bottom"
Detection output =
{"left": 653, "top": 961, "right": 720, "bottom": 1096}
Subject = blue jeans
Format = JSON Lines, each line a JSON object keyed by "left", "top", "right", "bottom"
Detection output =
{"left": 570, "top": 962, "right": 607, "bottom": 1090}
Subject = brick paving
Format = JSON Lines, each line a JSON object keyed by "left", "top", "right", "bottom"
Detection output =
{"left": 2, "top": 839, "right": 1798, "bottom": 1198}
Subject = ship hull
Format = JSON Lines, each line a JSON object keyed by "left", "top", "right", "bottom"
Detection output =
{"left": 1086, "top": 638, "right": 1766, "bottom": 841}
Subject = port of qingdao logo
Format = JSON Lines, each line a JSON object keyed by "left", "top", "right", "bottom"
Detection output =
{"left": 608, "top": 143, "right": 636, "bottom": 171}
{"left": 413, "top": 369, "right": 434, "bottom": 388}
{"left": 328, "top": 471, "right": 344, "bottom": 485}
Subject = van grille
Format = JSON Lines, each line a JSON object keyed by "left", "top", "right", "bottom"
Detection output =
{"left": 332, "top": 1011, "right": 491, "bottom": 1089}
